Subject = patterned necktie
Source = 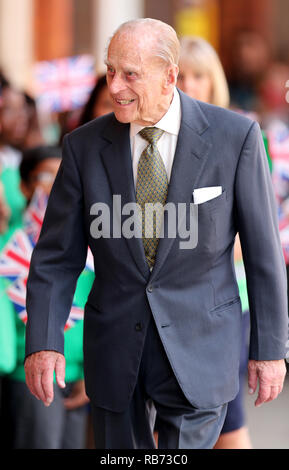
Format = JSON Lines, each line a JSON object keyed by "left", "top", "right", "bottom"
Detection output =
{"left": 136, "top": 127, "right": 168, "bottom": 268}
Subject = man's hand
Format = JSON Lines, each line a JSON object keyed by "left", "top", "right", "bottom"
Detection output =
{"left": 248, "top": 359, "right": 286, "bottom": 407}
{"left": 24, "top": 350, "right": 66, "bottom": 407}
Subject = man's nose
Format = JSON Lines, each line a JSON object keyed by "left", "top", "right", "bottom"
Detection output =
{"left": 108, "top": 74, "right": 126, "bottom": 95}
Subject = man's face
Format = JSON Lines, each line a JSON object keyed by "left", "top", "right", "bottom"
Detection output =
{"left": 106, "top": 32, "right": 173, "bottom": 126}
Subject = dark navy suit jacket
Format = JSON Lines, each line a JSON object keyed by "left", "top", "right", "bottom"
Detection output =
{"left": 25, "top": 90, "right": 288, "bottom": 411}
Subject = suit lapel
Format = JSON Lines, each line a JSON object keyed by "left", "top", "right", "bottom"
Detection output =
{"left": 100, "top": 116, "right": 150, "bottom": 280}
{"left": 99, "top": 92, "right": 212, "bottom": 282}
{"left": 150, "top": 91, "right": 212, "bottom": 281}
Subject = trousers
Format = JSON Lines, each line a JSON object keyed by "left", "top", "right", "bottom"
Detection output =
{"left": 91, "top": 316, "right": 227, "bottom": 449}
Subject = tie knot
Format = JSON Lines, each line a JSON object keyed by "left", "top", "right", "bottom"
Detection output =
{"left": 139, "top": 127, "right": 164, "bottom": 145}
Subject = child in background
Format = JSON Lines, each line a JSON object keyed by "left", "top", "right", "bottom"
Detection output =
{"left": 0, "top": 75, "right": 17, "bottom": 447}
{"left": 4, "top": 145, "right": 94, "bottom": 449}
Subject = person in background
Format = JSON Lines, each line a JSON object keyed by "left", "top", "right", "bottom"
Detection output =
{"left": 4, "top": 145, "right": 93, "bottom": 448}
{"left": 0, "top": 74, "right": 11, "bottom": 234}
{"left": 228, "top": 30, "right": 270, "bottom": 112}
{"left": 177, "top": 36, "right": 252, "bottom": 449}
{"left": 0, "top": 82, "right": 28, "bottom": 250}
{"left": 0, "top": 72, "right": 17, "bottom": 448}
{"left": 78, "top": 74, "right": 114, "bottom": 126}
{"left": 58, "top": 75, "right": 113, "bottom": 146}
{"left": 177, "top": 36, "right": 230, "bottom": 108}
{"left": 22, "top": 92, "right": 45, "bottom": 149}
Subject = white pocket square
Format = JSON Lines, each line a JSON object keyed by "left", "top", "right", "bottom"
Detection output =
{"left": 193, "top": 186, "right": 222, "bottom": 204}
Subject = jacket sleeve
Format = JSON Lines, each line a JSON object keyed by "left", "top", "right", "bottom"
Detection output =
{"left": 25, "top": 134, "right": 88, "bottom": 358}
{"left": 235, "top": 120, "right": 288, "bottom": 360}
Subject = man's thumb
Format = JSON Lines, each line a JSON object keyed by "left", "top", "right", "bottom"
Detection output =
{"left": 55, "top": 354, "right": 66, "bottom": 388}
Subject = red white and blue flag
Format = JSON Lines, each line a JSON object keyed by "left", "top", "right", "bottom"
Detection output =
{"left": 0, "top": 230, "right": 34, "bottom": 282}
{"left": 6, "top": 277, "right": 28, "bottom": 324}
{"left": 0, "top": 188, "right": 94, "bottom": 329}
{"left": 269, "top": 121, "right": 289, "bottom": 264}
{"left": 33, "top": 54, "right": 96, "bottom": 113}
{"left": 23, "top": 187, "right": 48, "bottom": 243}
{"left": 6, "top": 276, "right": 84, "bottom": 330}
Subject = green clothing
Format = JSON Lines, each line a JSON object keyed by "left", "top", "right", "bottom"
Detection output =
{"left": 0, "top": 165, "right": 25, "bottom": 375}
{"left": 262, "top": 130, "right": 272, "bottom": 174}
{"left": 9, "top": 268, "right": 94, "bottom": 383}
{"left": 0, "top": 166, "right": 26, "bottom": 251}
{"left": 0, "top": 277, "right": 17, "bottom": 374}
{"left": 235, "top": 260, "right": 249, "bottom": 313}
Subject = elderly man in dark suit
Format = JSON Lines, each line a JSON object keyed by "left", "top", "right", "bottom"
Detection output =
{"left": 24, "top": 19, "right": 288, "bottom": 449}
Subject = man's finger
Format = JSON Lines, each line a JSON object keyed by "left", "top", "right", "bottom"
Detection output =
{"left": 55, "top": 355, "right": 66, "bottom": 389}
{"left": 31, "top": 371, "right": 46, "bottom": 403}
{"left": 25, "top": 370, "right": 40, "bottom": 401}
{"left": 255, "top": 383, "right": 278, "bottom": 407}
{"left": 265, "top": 385, "right": 282, "bottom": 403}
{"left": 41, "top": 367, "right": 55, "bottom": 406}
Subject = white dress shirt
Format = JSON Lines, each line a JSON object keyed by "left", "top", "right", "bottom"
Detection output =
{"left": 130, "top": 87, "right": 181, "bottom": 188}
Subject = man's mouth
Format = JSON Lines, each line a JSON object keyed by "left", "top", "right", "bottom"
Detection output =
{"left": 115, "top": 98, "right": 135, "bottom": 105}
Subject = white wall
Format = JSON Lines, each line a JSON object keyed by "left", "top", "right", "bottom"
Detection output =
{"left": 0, "top": 0, "right": 34, "bottom": 90}
{"left": 93, "top": 0, "right": 145, "bottom": 74}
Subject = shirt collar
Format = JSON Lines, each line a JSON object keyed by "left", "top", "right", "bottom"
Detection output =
{"left": 130, "top": 87, "right": 181, "bottom": 139}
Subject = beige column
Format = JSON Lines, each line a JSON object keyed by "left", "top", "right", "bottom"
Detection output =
{"left": 93, "top": 0, "right": 145, "bottom": 74}
{"left": 0, "top": 0, "right": 34, "bottom": 91}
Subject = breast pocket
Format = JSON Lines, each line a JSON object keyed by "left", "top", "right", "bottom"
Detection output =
{"left": 193, "top": 189, "right": 227, "bottom": 213}
{"left": 190, "top": 190, "right": 227, "bottom": 255}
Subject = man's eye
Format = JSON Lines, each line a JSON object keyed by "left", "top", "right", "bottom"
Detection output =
{"left": 126, "top": 71, "right": 136, "bottom": 78}
{"left": 107, "top": 67, "right": 115, "bottom": 75}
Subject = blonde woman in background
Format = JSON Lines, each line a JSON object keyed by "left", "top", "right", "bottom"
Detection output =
{"left": 177, "top": 36, "right": 230, "bottom": 108}
{"left": 177, "top": 36, "right": 252, "bottom": 450}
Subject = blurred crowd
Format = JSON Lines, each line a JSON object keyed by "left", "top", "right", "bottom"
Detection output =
{"left": 0, "top": 27, "right": 289, "bottom": 449}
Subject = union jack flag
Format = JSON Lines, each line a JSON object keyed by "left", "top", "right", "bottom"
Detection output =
{"left": 0, "top": 185, "right": 93, "bottom": 329}
{"left": 33, "top": 54, "right": 96, "bottom": 112}
{"left": 6, "top": 276, "right": 84, "bottom": 330}
{"left": 23, "top": 187, "right": 94, "bottom": 272}
{"left": 6, "top": 276, "right": 28, "bottom": 323}
{"left": 24, "top": 187, "right": 48, "bottom": 244}
{"left": 86, "top": 247, "right": 94, "bottom": 272}
{"left": 64, "top": 305, "right": 85, "bottom": 331}
{"left": 0, "top": 230, "right": 34, "bottom": 282}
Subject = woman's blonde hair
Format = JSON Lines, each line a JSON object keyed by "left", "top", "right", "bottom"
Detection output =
{"left": 179, "top": 36, "right": 230, "bottom": 108}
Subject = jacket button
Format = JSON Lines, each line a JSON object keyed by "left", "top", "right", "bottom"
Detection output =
{"left": 147, "top": 285, "right": 153, "bottom": 293}
{"left": 135, "top": 322, "right": 142, "bottom": 331}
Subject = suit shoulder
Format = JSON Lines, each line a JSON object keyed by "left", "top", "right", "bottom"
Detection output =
{"left": 197, "top": 100, "right": 255, "bottom": 134}
{"left": 66, "top": 112, "right": 115, "bottom": 143}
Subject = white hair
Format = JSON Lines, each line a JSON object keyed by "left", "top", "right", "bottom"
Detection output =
{"left": 105, "top": 18, "right": 180, "bottom": 66}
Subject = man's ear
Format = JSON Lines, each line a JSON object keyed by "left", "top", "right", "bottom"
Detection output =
{"left": 163, "top": 64, "right": 179, "bottom": 94}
